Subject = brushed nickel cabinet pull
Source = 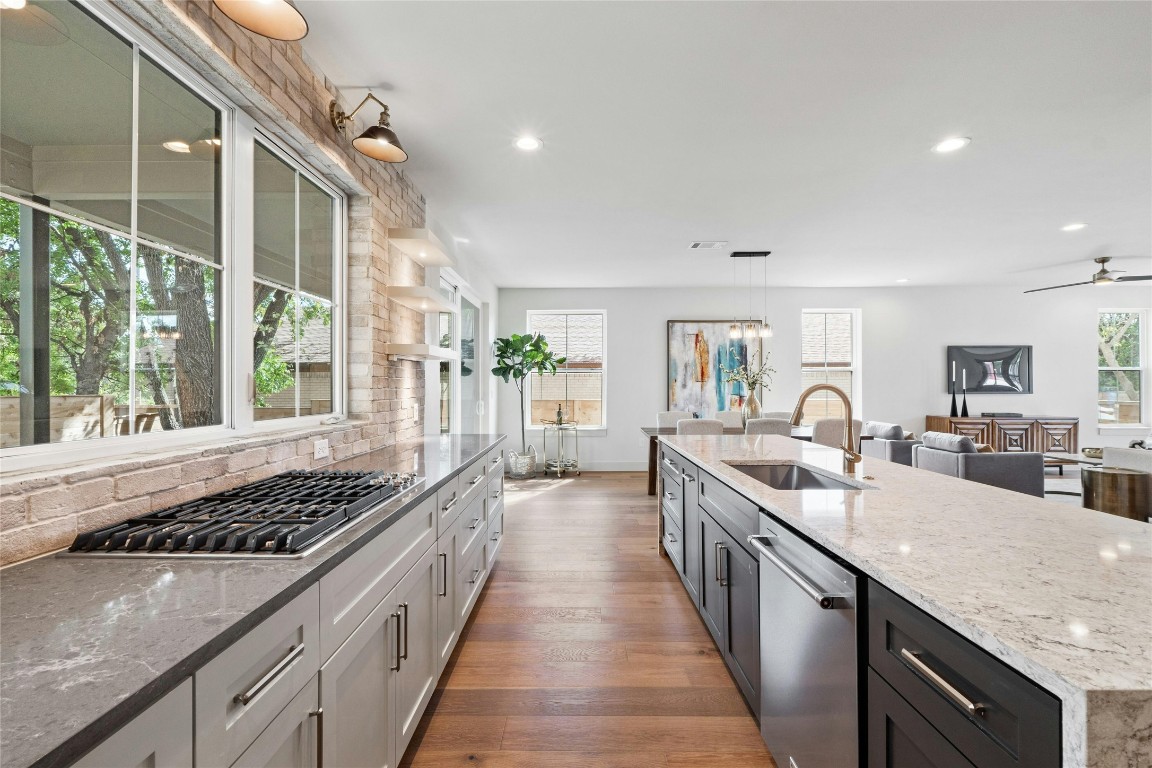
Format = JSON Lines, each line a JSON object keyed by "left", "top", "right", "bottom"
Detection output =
{"left": 233, "top": 643, "right": 305, "bottom": 705}
{"left": 469, "top": 516, "right": 481, "bottom": 530}
{"left": 664, "top": 491, "right": 676, "bottom": 501}
{"left": 401, "top": 602, "right": 409, "bottom": 661}
{"left": 900, "top": 648, "right": 985, "bottom": 717}
{"left": 438, "top": 553, "right": 448, "bottom": 597}
{"left": 441, "top": 496, "right": 457, "bottom": 513}
{"left": 681, "top": 473, "right": 695, "bottom": 484}
{"left": 714, "top": 541, "right": 723, "bottom": 582}
{"left": 469, "top": 474, "right": 484, "bottom": 486}
{"left": 390, "top": 612, "right": 402, "bottom": 671}
{"left": 468, "top": 567, "right": 480, "bottom": 585}
{"left": 309, "top": 708, "right": 324, "bottom": 768}
{"left": 667, "top": 531, "right": 677, "bottom": 543}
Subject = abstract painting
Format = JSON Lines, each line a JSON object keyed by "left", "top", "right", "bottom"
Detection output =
{"left": 946, "top": 345, "right": 1033, "bottom": 394}
{"left": 667, "top": 321, "right": 761, "bottom": 418}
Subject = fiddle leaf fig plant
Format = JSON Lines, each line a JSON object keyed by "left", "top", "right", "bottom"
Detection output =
{"left": 492, "top": 333, "right": 566, "bottom": 455}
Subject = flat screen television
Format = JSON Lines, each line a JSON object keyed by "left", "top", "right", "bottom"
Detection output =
{"left": 946, "top": 346, "right": 1032, "bottom": 394}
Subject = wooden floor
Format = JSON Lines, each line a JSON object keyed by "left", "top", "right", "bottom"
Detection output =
{"left": 401, "top": 471, "right": 776, "bottom": 768}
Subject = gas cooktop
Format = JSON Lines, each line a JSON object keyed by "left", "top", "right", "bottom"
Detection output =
{"left": 62, "top": 470, "right": 422, "bottom": 559}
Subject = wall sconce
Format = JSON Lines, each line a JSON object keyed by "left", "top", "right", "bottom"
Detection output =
{"left": 329, "top": 93, "right": 408, "bottom": 163}
{"left": 212, "top": 0, "right": 308, "bottom": 42}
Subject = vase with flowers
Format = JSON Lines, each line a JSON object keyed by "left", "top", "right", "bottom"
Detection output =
{"left": 723, "top": 351, "right": 776, "bottom": 426}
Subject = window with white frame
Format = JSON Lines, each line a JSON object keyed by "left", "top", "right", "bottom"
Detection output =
{"left": 800, "top": 310, "right": 860, "bottom": 425}
{"left": 526, "top": 311, "right": 605, "bottom": 428}
{"left": 0, "top": 2, "right": 224, "bottom": 447}
{"left": 0, "top": 0, "right": 344, "bottom": 456}
{"left": 1098, "top": 310, "right": 1146, "bottom": 426}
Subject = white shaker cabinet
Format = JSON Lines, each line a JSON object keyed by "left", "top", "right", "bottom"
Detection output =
{"left": 71, "top": 679, "right": 193, "bottom": 768}
{"left": 388, "top": 545, "right": 439, "bottom": 765}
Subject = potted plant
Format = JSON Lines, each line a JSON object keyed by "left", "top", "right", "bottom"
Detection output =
{"left": 492, "top": 333, "right": 566, "bottom": 477}
{"left": 723, "top": 350, "right": 776, "bottom": 426}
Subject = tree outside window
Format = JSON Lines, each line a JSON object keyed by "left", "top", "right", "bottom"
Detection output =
{"left": 1098, "top": 311, "right": 1144, "bottom": 425}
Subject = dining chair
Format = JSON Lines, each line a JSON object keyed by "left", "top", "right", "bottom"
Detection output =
{"left": 763, "top": 411, "right": 792, "bottom": 419}
{"left": 657, "top": 410, "right": 693, "bottom": 429}
{"left": 677, "top": 419, "right": 724, "bottom": 435}
{"left": 745, "top": 418, "right": 791, "bottom": 436}
{"left": 716, "top": 411, "right": 743, "bottom": 428}
{"left": 812, "top": 418, "right": 863, "bottom": 450}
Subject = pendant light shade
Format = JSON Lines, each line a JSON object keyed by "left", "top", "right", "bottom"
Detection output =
{"left": 352, "top": 121, "right": 408, "bottom": 163}
{"left": 212, "top": 0, "right": 308, "bottom": 42}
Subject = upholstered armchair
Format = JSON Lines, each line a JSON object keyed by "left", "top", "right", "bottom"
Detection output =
{"left": 913, "top": 432, "right": 1044, "bottom": 497}
{"left": 859, "top": 421, "right": 920, "bottom": 466}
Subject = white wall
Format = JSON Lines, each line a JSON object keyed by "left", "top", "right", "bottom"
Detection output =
{"left": 497, "top": 284, "right": 1151, "bottom": 470}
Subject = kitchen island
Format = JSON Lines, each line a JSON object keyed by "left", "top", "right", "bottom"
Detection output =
{"left": 659, "top": 434, "right": 1151, "bottom": 768}
{"left": 0, "top": 434, "right": 505, "bottom": 768}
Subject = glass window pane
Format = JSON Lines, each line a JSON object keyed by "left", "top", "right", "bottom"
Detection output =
{"left": 1098, "top": 370, "right": 1141, "bottom": 425}
{"left": 137, "top": 55, "right": 220, "bottom": 262}
{"left": 1, "top": 1, "right": 133, "bottom": 233}
{"left": 253, "top": 284, "right": 297, "bottom": 421}
{"left": 802, "top": 312, "right": 853, "bottom": 366}
{"left": 1098, "top": 312, "right": 1141, "bottom": 368}
{"left": 298, "top": 177, "right": 332, "bottom": 300}
{"left": 527, "top": 312, "right": 605, "bottom": 427}
{"left": 799, "top": 369, "right": 853, "bottom": 425}
{"left": 136, "top": 247, "right": 221, "bottom": 431}
{"left": 254, "top": 144, "right": 296, "bottom": 289}
{"left": 299, "top": 296, "right": 332, "bottom": 416}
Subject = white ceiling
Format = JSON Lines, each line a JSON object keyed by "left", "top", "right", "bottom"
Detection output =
{"left": 297, "top": 1, "right": 1152, "bottom": 289}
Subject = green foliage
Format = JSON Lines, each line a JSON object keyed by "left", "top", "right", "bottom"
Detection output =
{"left": 1099, "top": 312, "right": 1141, "bottom": 368}
{"left": 254, "top": 346, "right": 295, "bottom": 407}
{"left": 491, "top": 333, "right": 567, "bottom": 454}
{"left": 723, "top": 351, "right": 776, "bottom": 392}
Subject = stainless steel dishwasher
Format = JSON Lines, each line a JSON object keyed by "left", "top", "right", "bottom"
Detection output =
{"left": 748, "top": 515, "right": 860, "bottom": 768}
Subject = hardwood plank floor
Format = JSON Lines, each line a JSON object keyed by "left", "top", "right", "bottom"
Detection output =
{"left": 400, "top": 471, "right": 776, "bottom": 768}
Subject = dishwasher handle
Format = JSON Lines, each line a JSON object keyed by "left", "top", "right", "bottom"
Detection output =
{"left": 748, "top": 534, "right": 841, "bottom": 610}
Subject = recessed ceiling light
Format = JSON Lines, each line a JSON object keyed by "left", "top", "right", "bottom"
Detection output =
{"left": 1061, "top": 223, "right": 1086, "bottom": 232}
{"left": 896, "top": 278, "right": 909, "bottom": 284}
{"left": 162, "top": 140, "right": 191, "bottom": 154}
{"left": 932, "top": 137, "right": 971, "bottom": 153}
{"left": 453, "top": 237, "right": 470, "bottom": 244}
{"left": 515, "top": 136, "right": 542, "bottom": 151}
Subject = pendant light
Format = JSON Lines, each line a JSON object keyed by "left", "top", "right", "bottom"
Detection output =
{"left": 329, "top": 93, "right": 408, "bottom": 163}
{"left": 212, "top": 0, "right": 308, "bottom": 42}
{"left": 729, "top": 251, "right": 773, "bottom": 339}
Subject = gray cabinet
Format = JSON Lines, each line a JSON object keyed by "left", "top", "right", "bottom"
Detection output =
{"left": 434, "top": 523, "right": 459, "bottom": 674}
{"left": 71, "top": 679, "right": 193, "bottom": 768}
{"left": 699, "top": 510, "right": 725, "bottom": 647}
{"left": 230, "top": 676, "right": 320, "bottom": 768}
{"left": 868, "top": 670, "right": 975, "bottom": 768}
{"left": 389, "top": 546, "right": 438, "bottom": 765}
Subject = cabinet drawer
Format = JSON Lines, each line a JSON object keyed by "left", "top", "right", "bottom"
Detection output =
{"left": 486, "top": 446, "right": 505, "bottom": 475}
{"left": 662, "top": 510, "right": 684, "bottom": 574}
{"left": 487, "top": 471, "right": 504, "bottom": 518}
{"left": 458, "top": 454, "right": 490, "bottom": 510}
{"left": 659, "top": 447, "right": 686, "bottom": 492}
{"left": 195, "top": 585, "right": 319, "bottom": 768}
{"left": 869, "top": 582, "right": 1060, "bottom": 768}
{"left": 319, "top": 493, "right": 435, "bottom": 661}
{"left": 661, "top": 485, "right": 684, "bottom": 533}
{"left": 487, "top": 507, "right": 504, "bottom": 569}
{"left": 456, "top": 495, "right": 487, "bottom": 568}
{"left": 868, "top": 669, "right": 975, "bottom": 768}
{"left": 436, "top": 476, "right": 462, "bottom": 536}
{"left": 457, "top": 538, "right": 488, "bottom": 622}
{"left": 229, "top": 675, "right": 319, "bottom": 768}
{"left": 697, "top": 470, "right": 758, "bottom": 550}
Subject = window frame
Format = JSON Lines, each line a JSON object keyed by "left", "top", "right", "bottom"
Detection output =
{"left": 0, "top": 0, "right": 347, "bottom": 471}
{"left": 1097, "top": 308, "right": 1149, "bottom": 431}
{"left": 524, "top": 309, "right": 608, "bottom": 432}
{"left": 799, "top": 308, "right": 863, "bottom": 423}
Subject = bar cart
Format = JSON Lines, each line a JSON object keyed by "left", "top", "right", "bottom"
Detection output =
{"left": 541, "top": 406, "right": 580, "bottom": 477}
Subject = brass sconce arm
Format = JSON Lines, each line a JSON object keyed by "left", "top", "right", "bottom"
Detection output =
{"left": 329, "top": 92, "right": 392, "bottom": 133}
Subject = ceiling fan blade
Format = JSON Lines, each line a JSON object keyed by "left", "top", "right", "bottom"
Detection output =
{"left": 1116, "top": 275, "right": 1152, "bottom": 282}
{"left": 1023, "top": 281, "right": 1092, "bottom": 294}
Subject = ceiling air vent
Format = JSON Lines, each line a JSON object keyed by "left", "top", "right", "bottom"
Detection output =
{"left": 689, "top": 241, "right": 727, "bottom": 250}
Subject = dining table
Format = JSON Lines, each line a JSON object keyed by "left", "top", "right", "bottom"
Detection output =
{"left": 640, "top": 425, "right": 815, "bottom": 495}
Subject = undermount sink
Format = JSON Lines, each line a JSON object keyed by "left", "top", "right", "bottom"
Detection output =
{"left": 727, "top": 462, "right": 867, "bottom": 491}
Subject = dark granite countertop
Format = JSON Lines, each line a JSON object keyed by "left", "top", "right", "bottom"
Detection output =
{"left": 0, "top": 434, "right": 505, "bottom": 768}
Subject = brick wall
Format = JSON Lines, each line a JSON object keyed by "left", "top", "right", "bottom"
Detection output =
{"left": 0, "top": 1, "right": 432, "bottom": 565}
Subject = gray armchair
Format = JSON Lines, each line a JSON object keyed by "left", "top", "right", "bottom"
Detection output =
{"left": 913, "top": 432, "right": 1044, "bottom": 497}
{"left": 859, "top": 421, "right": 920, "bottom": 466}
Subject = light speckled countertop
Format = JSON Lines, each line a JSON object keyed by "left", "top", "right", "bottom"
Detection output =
{"left": 662, "top": 434, "right": 1152, "bottom": 768}
{"left": 0, "top": 434, "right": 504, "bottom": 768}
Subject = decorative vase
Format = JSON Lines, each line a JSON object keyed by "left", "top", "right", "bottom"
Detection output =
{"left": 742, "top": 390, "right": 762, "bottom": 427}
{"left": 960, "top": 389, "right": 969, "bottom": 418}
{"left": 949, "top": 383, "right": 958, "bottom": 417}
{"left": 508, "top": 445, "right": 537, "bottom": 479}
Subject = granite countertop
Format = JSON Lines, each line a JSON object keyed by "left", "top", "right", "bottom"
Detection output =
{"left": 0, "top": 434, "right": 505, "bottom": 768}
{"left": 661, "top": 434, "right": 1152, "bottom": 768}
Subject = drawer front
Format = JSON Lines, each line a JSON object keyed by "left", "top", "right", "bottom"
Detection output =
{"left": 456, "top": 538, "right": 488, "bottom": 624}
{"left": 459, "top": 454, "right": 490, "bottom": 510}
{"left": 229, "top": 675, "right": 319, "bottom": 768}
{"left": 486, "top": 446, "right": 505, "bottom": 475}
{"left": 869, "top": 582, "right": 1061, "bottom": 768}
{"left": 487, "top": 472, "right": 504, "bottom": 520}
{"left": 659, "top": 447, "right": 685, "bottom": 493}
{"left": 697, "top": 470, "right": 758, "bottom": 551}
{"left": 487, "top": 507, "right": 504, "bottom": 569}
{"left": 195, "top": 584, "right": 320, "bottom": 768}
{"left": 436, "top": 476, "right": 462, "bottom": 536}
{"left": 455, "top": 495, "right": 487, "bottom": 568}
{"left": 319, "top": 493, "right": 435, "bottom": 661}
{"left": 662, "top": 510, "right": 684, "bottom": 574}
{"left": 868, "top": 669, "right": 976, "bottom": 768}
{"left": 661, "top": 485, "right": 684, "bottom": 532}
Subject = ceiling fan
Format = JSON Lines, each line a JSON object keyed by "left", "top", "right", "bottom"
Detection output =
{"left": 1024, "top": 257, "right": 1152, "bottom": 294}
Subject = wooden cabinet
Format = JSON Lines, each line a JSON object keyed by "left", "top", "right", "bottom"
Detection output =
{"left": 71, "top": 679, "right": 193, "bottom": 768}
{"left": 925, "top": 416, "right": 1078, "bottom": 455}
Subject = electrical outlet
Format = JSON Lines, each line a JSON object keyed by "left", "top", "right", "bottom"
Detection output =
{"left": 313, "top": 439, "right": 330, "bottom": 460}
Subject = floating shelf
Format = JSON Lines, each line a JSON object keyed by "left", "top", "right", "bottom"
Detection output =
{"left": 386, "top": 285, "right": 456, "bottom": 314}
{"left": 383, "top": 343, "right": 460, "bottom": 362}
{"left": 387, "top": 228, "right": 455, "bottom": 267}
